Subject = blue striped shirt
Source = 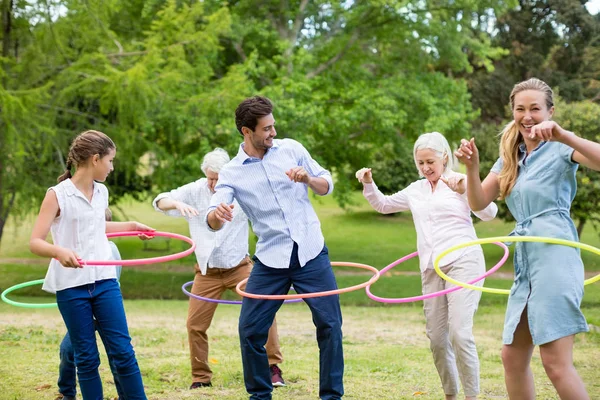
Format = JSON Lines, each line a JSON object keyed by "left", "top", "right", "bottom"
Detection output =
{"left": 207, "top": 138, "right": 333, "bottom": 269}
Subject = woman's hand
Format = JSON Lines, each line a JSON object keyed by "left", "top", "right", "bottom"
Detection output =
{"left": 355, "top": 168, "right": 373, "bottom": 184}
{"left": 529, "top": 120, "right": 574, "bottom": 143}
{"left": 455, "top": 138, "right": 480, "bottom": 169}
{"left": 440, "top": 173, "right": 466, "bottom": 194}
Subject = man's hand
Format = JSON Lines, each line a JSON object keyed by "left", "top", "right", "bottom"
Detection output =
{"left": 286, "top": 167, "right": 310, "bottom": 184}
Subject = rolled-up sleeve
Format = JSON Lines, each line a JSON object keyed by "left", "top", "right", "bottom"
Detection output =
{"left": 297, "top": 141, "right": 334, "bottom": 195}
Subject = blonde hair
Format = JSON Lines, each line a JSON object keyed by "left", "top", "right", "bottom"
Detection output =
{"left": 498, "top": 78, "right": 554, "bottom": 199}
{"left": 413, "top": 132, "right": 453, "bottom": 177}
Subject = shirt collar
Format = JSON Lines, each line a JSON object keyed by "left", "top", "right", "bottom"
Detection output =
{"left": 64, "top": 178, "right": 101, "bottom": 197}
{"left": 235, "top": 140, "right": 280, "bottom": 164}
{"left": 518, "top": 140, "right": 546, "bottom": 154}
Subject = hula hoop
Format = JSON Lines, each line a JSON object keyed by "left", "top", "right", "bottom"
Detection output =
{"left": 78, "top": 231, "right": 196, "bottom": 266}
{"left": 182, "top": 281, "right": 303, "bottom": 304}
{"left": 366, "top": 241, "right": 509, "bottom": 303}
{"left": 434, "top": 236, "right": 600, "bottom": 294}
{"left": 1, "top": 279, "right": 57, "bottom": 308}
{"left": 235, "top": 262, "right": 380, "bottom": 300}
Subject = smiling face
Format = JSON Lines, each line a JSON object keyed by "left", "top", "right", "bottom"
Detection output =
{"left": 242, "top": 113, "right": 277, "bottom": 157}
{"left": 513, "top": 89, "right": 554, "bottom": 142}
{"left": 415, "top": 148, "right": 446, "bottom": 183}
{"left": 92, "top": 147, "right": 116, "bottom": 182}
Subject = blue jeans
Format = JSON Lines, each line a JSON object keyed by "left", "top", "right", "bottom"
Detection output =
{"left": 58, "top": 327, "right": 124, "bottom": 398}
{"left": 239, "top": 244, "right": 344, "bottom": 400}
{"left": 56, "top": 279, "right": 146, "bottom": 400}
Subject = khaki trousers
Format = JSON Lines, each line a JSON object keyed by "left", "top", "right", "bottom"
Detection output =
{"left": 187, "top": 257, "right": 283, "bottom": 383}
{"left": 421, "top": 250, "right": 484, "bottom": 397}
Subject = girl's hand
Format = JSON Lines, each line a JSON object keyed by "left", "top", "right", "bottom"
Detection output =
{"left": 529, "top": 121, "right": 574, "bottom": 142}
{"left": 455, "top": 138, "right": 480, "bottom": 169}
{"left": 56, "top": 247, "right": 82, "bottom": 268}
{"left": 355, "top": 168, "right": 373, "bottom": 184}
{"left": 132, "top": 222, "right": 155, "bottom": 240}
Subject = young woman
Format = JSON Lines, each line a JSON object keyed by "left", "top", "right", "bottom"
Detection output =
{"left": 456, "top": 78, "right": 600, "bottom": 399}
{"left": 30, "top": 130, "right": 152, "bottom": 400}
{"left": 356, "top": 131, "right": 497, "bottom": 400}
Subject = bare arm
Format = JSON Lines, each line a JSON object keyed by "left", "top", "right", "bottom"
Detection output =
{"left": 557, "top": 131, "right": 600, "bottom": 171}
{"left": 455, "top": 138, "right": 500, "bottom": 211}
{"left": 29, "top": 190, "right": 82, "bottom": 268}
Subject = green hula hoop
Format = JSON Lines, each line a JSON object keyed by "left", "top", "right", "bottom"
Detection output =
{"left": 1, "top": 279, "right": 57, "bottom": 308}
{"left": 434, "top": 236, "right": 600, "bottom": 295}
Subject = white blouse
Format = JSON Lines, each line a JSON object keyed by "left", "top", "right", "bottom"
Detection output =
{"left": 363, "top": 172, "right": 498, "bottom": 272}
{"left": 152, "top": 178, "right": 249, "bottom": 275}
{"left": 42, "top": 179, "right": 117, "bottom": 293}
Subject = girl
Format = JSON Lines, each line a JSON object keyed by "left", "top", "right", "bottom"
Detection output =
{"left": 356, "top": 132, "right": 497, "bottom": 400}
{"left": 456, "top": 78, "right": 600, "bottom": 399}
{"left": 30, "top": 130, "right": 152, "bottom": 400}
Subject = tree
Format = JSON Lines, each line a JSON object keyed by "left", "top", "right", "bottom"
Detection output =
{"left": 0, "top": 0, "right": 519, "bottom": 243}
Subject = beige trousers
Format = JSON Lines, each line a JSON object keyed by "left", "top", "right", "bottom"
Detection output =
{"left": 421, "top": 250, "right": 485, "bottom": 397}
{"left": 187, "top": 258, "right": 283, "bottom": 383}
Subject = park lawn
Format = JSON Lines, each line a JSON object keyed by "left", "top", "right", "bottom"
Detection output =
{"left": 1, "top": 300, "right": 600, "bottom": 400}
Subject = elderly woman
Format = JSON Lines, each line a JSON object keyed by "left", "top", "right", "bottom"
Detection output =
{"left": 356, "top": 132, "right": 498, "bottom": 400}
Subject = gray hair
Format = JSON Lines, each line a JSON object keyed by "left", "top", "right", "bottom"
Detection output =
{"left": 413, "top": 132, "right": 453, "bottom": 177}
{"left": 201, "top": 148, "right": 230, "bottom": 175}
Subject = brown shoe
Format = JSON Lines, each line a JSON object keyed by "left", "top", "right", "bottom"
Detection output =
{"left": 270, "top": 364, "right": 286, "bottom": 387}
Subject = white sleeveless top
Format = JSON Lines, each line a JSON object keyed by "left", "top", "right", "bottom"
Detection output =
{"left": 42, "top": 179, "right": 117, "bottom": 294}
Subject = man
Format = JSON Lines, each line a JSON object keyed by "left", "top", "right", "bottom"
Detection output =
{"left": 207, "top": 96, "right": 344, "bottom": 400}
{"left": 152, "top": 148, "right": 285, "bottom": 390}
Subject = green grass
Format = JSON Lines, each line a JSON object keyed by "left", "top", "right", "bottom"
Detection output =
{"left": 2, "top": 193, "right": 600, "bottom": 399}
{"left": 1, "top": 301, "right": 599, "bottom": 400}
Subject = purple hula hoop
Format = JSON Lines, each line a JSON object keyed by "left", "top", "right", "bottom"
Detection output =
{"left": 366, "top": 241, "right": 510, "bottom": 303}
{"left": 181, "top": 281, "right": 303, "bottom": 304}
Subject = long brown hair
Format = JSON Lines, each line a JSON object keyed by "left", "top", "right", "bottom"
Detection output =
{"left": 58, "top": 130, "right": 116, "bottom": 182}
{"left": 497, "top": 78, "right": 554, "bottom": 199}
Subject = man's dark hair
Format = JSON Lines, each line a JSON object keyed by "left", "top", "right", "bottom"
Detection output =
{"left": 235, "top": 96, "right": 273, "bottom": 135}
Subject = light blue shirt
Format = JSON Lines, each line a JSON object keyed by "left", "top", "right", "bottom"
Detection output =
{"left": 108, "top": 241, "right": 122, "bottom": 280}
{"left": 207, "top": 138, "right": 333, "bottom": 269}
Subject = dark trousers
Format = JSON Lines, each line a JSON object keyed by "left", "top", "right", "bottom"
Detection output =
{"left": 58, "top": 325, "right": 124, "bottom": 399}
{"left": 56, "top": 279, "right": 146, "bottom": 400}
{"left": 239, "top": 244, "right": 344, "bottom": 400}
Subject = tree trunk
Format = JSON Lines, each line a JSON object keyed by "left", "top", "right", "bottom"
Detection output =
{"left": 1, "top": 0, "right": 13, "bottom": 245}
{"left": 576, "top": 218, "right": 586, "bottom": 238}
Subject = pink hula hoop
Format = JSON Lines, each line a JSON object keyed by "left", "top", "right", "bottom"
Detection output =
{"left": 235, "top": 262, "right": 380, "bottom": 300}
{"left": 78, "top": 231, "right": 196, "bottom": 266}
{"left": 366, "top": 242, "right": 509, "bottom": 303}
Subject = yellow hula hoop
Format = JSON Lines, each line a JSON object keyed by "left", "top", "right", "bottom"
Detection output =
{"left": 433, "top": 236, "right": 600, "bottom": 295}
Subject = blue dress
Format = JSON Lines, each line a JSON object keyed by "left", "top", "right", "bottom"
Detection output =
{"left": 491, "top": 141, "right": 589, "bottom": 345}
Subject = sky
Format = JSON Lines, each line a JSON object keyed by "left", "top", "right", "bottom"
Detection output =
{"left": 587, "top": 0, "right": 600, "bottom": 15}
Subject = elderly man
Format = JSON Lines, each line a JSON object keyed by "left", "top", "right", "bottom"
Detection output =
{"left": 152, "top": 148, "right": 285, "bottom": 390}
